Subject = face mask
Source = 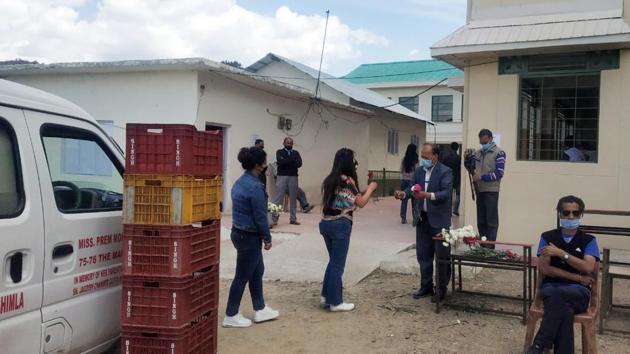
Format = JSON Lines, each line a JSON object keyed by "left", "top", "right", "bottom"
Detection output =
{"left": 421, "top": 159, "right": 433, "bottom": 169}
{"left": 559, "top": 218, "right": 582, "bottom": 229}
{"left": 481, "top": 142, "right": 493, "bottom": 151}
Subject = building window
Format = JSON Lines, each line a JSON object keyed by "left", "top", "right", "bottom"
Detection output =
{"left": 410, "top": 134, "right": 420, "bottom": 147}
{"left": 398, "top": 96, "right": 419, "bottom": 113}
{"left": 519, "top": 74, "right": 599, "bottom": 162}
{"left": 432, "top": 95, "right": 453, "bottom": 122}
{"left": 97, "top": 120, "right": 114, "bottom": 137}
{"left": 387, "top": 129, "right": 399, "bottom": 155}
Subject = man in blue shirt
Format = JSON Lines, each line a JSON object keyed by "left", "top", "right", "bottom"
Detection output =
{"left": 527, "top": 195, "right": 599, "bottom": 354}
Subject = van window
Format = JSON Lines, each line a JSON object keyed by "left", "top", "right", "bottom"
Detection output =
{"left": 0, "top": 118, "right": 24, "bottom": 218}
{"left": 41, "top": 124, "right": 123, "bottom": 213}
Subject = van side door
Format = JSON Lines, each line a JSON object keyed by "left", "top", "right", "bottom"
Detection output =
{"left": 0, "top": 107, "right": 45, "bottom": 354}
{"left": 25, "top": 111, "right": 124, "bottom": 353}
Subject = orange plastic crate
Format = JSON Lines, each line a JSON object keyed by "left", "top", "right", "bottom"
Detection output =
{"left": 123, "top": 175, "right": 222, "bottom": 225}
{"left": 122, "top": 310, "right": 217, "bottom": 354}
{"left": 122, "top": 267, "right": 218, "bottom": 328}
{"left": 122, "top": 221, "right": 220, "bottom": 278}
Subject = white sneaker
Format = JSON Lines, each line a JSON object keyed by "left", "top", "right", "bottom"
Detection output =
{"left": 222, "top": 313, "right": 252, "bottom": 328}
{"left": 330, "top": 303, "right": 355, "bottom": 312}
{"left": 320, "top": 296, "right": 328, "bottom": 307}
{"left": 254, "top": 306, "right": 279, "bottom": 323}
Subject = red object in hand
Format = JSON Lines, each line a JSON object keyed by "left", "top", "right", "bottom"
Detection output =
{"left": 368, "top": 171, "right": 373, "bottom": 179}
{"left": 411, "top": 183, "right": 422, "bottom": 192}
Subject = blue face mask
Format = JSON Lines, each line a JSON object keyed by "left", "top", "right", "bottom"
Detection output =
{"left": 421, "top": 159, "right": 433, "bottom": 169}
{"left": 559, "top": 218, "right": 582, "bottom": 229}
{"left": 481, "top": 142, "right": 493, "bottom": 151}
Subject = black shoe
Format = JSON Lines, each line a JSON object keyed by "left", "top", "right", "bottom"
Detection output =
{"left": 412, "top": 288, "right": 434, "bottom": 299}
{"left": 302, "top": 205, "right": 314, "bottom": 213}
{"left": 401, "top": 218, "right": 407, "bottom": 224}
{"left": 430, "top": 290, "right": 447, "bottom": 303}
{"left": 453, "top": 211, "right": 459, "bottom": 216}
{"left": 290, "top": 221, "right": 301, "bottom": 225}
{"left": 525, "top": 344, "right": 544, "bottom": 354}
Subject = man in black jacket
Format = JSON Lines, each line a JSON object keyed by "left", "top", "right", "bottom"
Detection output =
{"left": 254, "top": 139, "right": 267, "bottom": 188}
{"left": 272, "top": 137, "right": 302, "bottom": 225}
{"left": 441, "top": 142, "right": 461, "bottom": 216}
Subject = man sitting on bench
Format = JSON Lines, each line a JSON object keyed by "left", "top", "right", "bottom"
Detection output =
{"left": 527, "top": 195, "right": 600, "bottom": 354}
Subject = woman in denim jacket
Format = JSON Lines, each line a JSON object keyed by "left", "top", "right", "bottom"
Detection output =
{"left": 223, "top": 147, "right": 279, "bottom": 328}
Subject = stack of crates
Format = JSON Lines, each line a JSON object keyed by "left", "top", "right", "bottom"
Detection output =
{"left": 120, "top": 124, "right": 223, "bottom": 354}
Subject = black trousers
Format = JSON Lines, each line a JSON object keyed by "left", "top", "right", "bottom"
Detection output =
{"left": 476, "top": 192, "right": 499, "bottom": 248}
{"left": 534, "top": 285, "right": 590, "bottom": 354}
{"left": 416, "top": 212, "right": 451, "bottom": 293}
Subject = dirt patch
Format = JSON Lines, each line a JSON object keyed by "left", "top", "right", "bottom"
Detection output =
{"left": 218, "top": 270, "right": 630, "bottom": 354}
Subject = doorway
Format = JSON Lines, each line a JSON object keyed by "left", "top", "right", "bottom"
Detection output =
{"left": 206, "top": 124, "right": 228, "bottom": 212}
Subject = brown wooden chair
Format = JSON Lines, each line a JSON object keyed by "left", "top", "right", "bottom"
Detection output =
{"left": 524, "top": 262, "right": 600, "bottom": 354}
{"left": 599, "top": 248, "right": 630, "bottom": 334}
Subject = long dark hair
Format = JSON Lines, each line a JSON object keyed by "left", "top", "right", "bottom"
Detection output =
{"left": 322, "top": 148, "right": 358, "bottom": 208}
{"left": 401, "top": 144, "right": 419, "bottom": 173}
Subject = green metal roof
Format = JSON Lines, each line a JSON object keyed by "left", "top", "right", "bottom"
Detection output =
{"left": 344, "top": 59, "right": 463, "bottom": 85}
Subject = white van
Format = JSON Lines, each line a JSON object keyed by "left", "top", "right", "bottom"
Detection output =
{"left": 0, "top": 79, "right": 123, "bottom": 353}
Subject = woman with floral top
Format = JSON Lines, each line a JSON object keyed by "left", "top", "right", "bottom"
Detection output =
{"left": 319, "top": 148, "right": 378, "bottom": 312}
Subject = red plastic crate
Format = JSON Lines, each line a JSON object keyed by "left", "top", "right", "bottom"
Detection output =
{"left": 122, "top": 221, "right": 220, "bottom": 277}
{"left": 126, "top": 124, "right": 223, "bottom": 177}
{"left": 122, "top": 310, "right": 217, "bottom": 354}
{"left": 122, "top": 267, "right": 219, "bottom": 328}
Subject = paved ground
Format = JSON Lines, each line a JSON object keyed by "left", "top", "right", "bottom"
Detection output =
{"left": 220, "top": 197, "right": 462, "bottom": 285}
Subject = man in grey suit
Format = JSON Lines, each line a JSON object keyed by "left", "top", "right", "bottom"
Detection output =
{"left": 396, "top": 143, "right": 453, "bottom": 302}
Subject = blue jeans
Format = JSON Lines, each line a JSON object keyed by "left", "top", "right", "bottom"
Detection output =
{"left": 400, "top": 180, "right": 413, "bottom": 220}
{"left": 225, "top": 228, "right": 266, "bottom": 316}
{"left": 319, "top": 218, "right": 352, "bottom": 306}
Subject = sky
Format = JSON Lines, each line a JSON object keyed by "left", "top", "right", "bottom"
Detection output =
{"left": 0, "top": 0, "right": 467, "bottom": 76}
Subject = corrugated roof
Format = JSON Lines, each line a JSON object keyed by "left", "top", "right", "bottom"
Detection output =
{"left": 432, "top": 17, "right": 630, "bottom": 61}
{"left": 344, "top": 59, "right": 462, "bottom": 85}
{"left": 248, "top": 53, "right": 431, "bottom": 124}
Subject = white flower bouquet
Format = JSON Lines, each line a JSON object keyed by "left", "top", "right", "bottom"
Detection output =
{"left": 440, "top": 225, "right": 486, "bottom": 249}
{"left": 267, "top": 202, "right": 283, "bottom": 215}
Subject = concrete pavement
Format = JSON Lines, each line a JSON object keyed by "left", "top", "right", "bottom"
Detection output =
{"left": 219, "top": 197, "right": 421, "bottom": 285}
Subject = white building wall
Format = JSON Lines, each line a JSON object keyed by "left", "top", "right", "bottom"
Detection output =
{"left": 367, "top": 115, "right": 426, "bottom": 172}
{"left": 368, "top": 84, "right": 464, "bottom": 144}
{"left": 7, "top": 71, "right": 199, "bottom": 149}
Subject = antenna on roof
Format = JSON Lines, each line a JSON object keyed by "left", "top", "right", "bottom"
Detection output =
{"left": 314, "top": 10, "right": 330, "bottom": 99}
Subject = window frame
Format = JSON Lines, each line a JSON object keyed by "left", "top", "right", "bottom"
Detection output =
{"left": 398, "top": 96, "right": 419, "bottom": 113}
{"left": 410, "top": 134, "right": 420, "bottom": 147}
{"left": 387, "top": 128, "right": 399, "bottom": 155}
{"left": 40, "top": 123, "right": 124, "bottom": 214}
{"left": 516, "top": 72, "right": 600, "bottom": 163}
{"left": 431, "top": 95, "right": 454, "bottom": 122}
{"left": 0, "top": 117, "right": 25, "bottom": 219}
